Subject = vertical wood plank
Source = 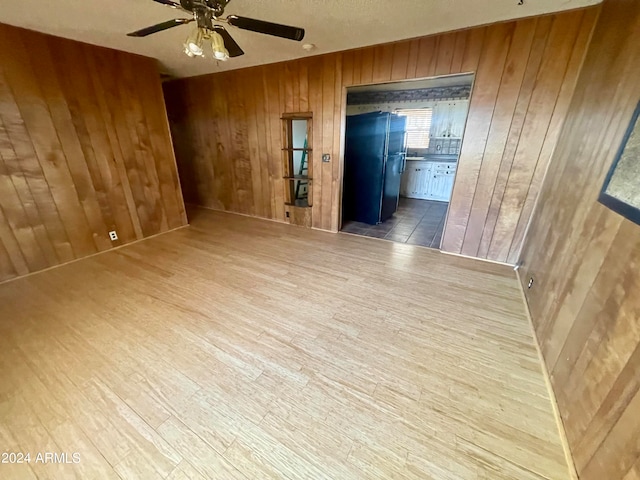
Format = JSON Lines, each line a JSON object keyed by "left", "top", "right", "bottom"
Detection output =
{"left": 89, "top": 47, "right": 145, "bottom": 238}
{"left": 461, "top": 27, "right": 487, "bottom": 73}
{"left": 244, "top": 71, "right": 263, "bottom": 218}
{"left": 117, "top": 53, "right": 167, "bottom": 235}
{"left": 517, "top": 2, "right": 640, "bottom": 479}
{"left": 42, "top": 34, "right": 114, "bottom": 252}
{"left": 133, "top": 57, "right": 186, "bottom": 229}
{"left": 284, "top": 63, "right": 294, "bottom": 113}
{"left": 299, "top": 61, "right": 309, "bottom": 112}
{"left": 0, "top": 24, "right": 186, "bottom": 283}
{"left": 507, "top": 9, "right": 598, "bottom": 263}
{"left": 254, "top": 67, "right": 272, "bottom": 220}
{"left": 102, "top": 48, "right": 155, "bottom": 236}
{"left": 262, "top": 66, "right": 277, "bottom": 219}
{"left": 406, "top": 39, "right": 421, "bottom": 79}
{"left": 489, "top": 11, "right": 584, "bottom": 262}
{"left": 435, "top": 32, "right": 458, "bottom": 75}
{"left": 200, "top": 75, "right": 224, "bottom": 210}
{"left": 0, "top": 27, "right": 96, "bottom": 259}
{"left": 228, "top": 72, "right": 252, "bottom": 214}
{"left": 415, "top": 36, "right": 439, "bottom": 79}
{"left": 450, "top": 31, "right": 468, "bottom": 73}
{"left": 461, "top": 18, "right": 536, "bottom": 257}
{"left": 0, "top": 105, "right": 50, "bottom": 272}
{"left": 0, "top": 209, "right": 18, "bottom": 281}
{"left": 266, "top": 64, "right": 285, "bottom": 221}
{"left": 372, "top": 44, "right": 394, "bottom": 84}
{"left": 351, "top": 49, "right": 363, "bottom": 86}
{"left": 321, "top": 55, "right": 336, "bottom": 230}
{"left": 292, "top": 61, "right": 301, "bottom": 113}
{"left": 390, "top": 42, "right": 411, "bottom": 81}
{"left": 442, "top": 22, "right": 515, "bottom": 254}
{"left": 331, "top": 54, "right": 344, "bottom": 233}
{"left": 0, "top": 147, "right": 37, "bottom": 275}
{"left": 308, "top": 57, "right": 323, "bottom": 228}
{"left": 360, "top": 47, "right": 375, "bottom": 85}
{"left": 341, "top": 50, "right": 354, "bottom": 88}
{"left": 477, "top": 16, "right": 553, "bottom": 259}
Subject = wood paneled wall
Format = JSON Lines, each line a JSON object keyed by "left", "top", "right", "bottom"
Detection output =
{"left": 519, "top": 1, "right": 640, "bottom": 479}
{"left": 0, "top": 24, "right": 187, "bottom": 283}
{"left": 164, "top": 7, "right": 597, "bottom": 263}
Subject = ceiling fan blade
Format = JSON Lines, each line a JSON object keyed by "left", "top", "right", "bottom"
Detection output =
{"left": 226, "top": 15, "right": 305, "bottom": 41}
{"left": 213, "top": 26, "right": 244, "bottom": 57}
{"left": 152, "top": 0, "right": 181, "bottom": 8}
{"left": 127, "top": 18, "right": 193, "bottom": 37}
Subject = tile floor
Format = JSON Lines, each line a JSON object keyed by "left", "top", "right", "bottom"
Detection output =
{"left": 341, "top": 197, "right": 448, "bottom": 249}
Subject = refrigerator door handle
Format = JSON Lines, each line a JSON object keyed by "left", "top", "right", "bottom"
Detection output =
{"left": 399, "top": 153, "right": 407, "bottom": 173}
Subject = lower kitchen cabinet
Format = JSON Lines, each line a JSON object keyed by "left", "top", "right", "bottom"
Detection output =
{"left": 401, "top": 161, "right": 456, "bottom": 202}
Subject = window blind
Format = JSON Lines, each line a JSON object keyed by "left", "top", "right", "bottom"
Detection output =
{"left": 397, "top": 108, "right": 433, "bottom": 149}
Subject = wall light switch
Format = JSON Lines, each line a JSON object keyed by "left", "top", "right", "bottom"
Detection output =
{"left": 322, "top": 154, "right": 331, "bottom": 163}
{"left": 109, "top": 231, "right": 118, "bottom": 241}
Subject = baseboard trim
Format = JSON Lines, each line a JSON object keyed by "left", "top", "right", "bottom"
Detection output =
{"left": 515, "top": 270, "right": 579, "bottom": 480}
{"left": 439, "top": 249, "right": 513, "bottom": 267}
{"left": 0, "top": 224, "right": 190, "bottom": 287}
{"left": 188, "top": 204, "right": 287, "bottom": 225}
{"left": 188, "top": 204, "right": 339, "bottom": 233}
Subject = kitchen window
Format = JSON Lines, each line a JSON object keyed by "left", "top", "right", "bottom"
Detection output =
{"left": 397, "top": 108, "right": 433, "bottom": 149}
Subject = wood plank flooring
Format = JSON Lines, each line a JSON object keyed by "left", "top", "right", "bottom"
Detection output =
{"left": 0, "top": 207, "right": 568, "bottom": 479}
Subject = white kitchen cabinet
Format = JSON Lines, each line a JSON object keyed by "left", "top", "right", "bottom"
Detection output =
{"left": 401, "top": 164, "right": 412, "bottom": 196}
{"left": 400, "top": 162, "right": 414, "bottom": 197}
{"left": 401, "top": 162, "right": 432, "bottom": 199}
{"left": 416, "top": 167, "right": 433, "bottom": 198}
{"left": 429, "top": 173, "right": 455, "bottom": 201}
{"left": 401, "top": 160, "right": 456, "bottom": 202}
{"left": 431, "top": 101, "right": 469, "bottom": 139}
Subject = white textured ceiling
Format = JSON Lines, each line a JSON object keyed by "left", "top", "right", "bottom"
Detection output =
{"left": 0, "top": 0, "right": 601, "bottom": 78}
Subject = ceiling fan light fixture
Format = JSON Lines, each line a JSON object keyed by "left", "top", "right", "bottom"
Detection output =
{"left": 129, "top": 0, "right": 305, "bottom": 63}
{"left": 210, "top": 31, "right": 230, "bottom": 61}
{"left": 184, "top": 27, "right": 204, "bottom": 56}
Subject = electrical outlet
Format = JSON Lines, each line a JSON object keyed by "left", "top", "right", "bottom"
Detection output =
{"left": 109, "top": 231, "right": 118, "bottom": 241}
{"left": 528, "top": 277, "right": 534, "bottom": 289}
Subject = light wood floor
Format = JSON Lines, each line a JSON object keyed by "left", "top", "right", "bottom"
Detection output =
{"left": 0, "top": 208, "right": 568, "bottom": 480}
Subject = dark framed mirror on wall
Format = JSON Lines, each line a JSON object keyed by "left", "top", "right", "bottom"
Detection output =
{"left": 599, "top": 100, "right": 640, "bottom": 226}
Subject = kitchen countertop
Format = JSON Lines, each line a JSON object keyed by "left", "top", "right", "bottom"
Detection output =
{"left": 406, "top": 154, "right": 458, "bottom": 163}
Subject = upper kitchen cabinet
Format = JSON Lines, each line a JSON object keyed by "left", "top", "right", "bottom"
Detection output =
{"left": 422, "top": 100, "right": 469, "bottom": 157}
{"left": 431, "top": 101, "right": 469, "bottom": 139}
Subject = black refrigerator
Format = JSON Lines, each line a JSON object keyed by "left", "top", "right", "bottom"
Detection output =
{"left": 343, "top": 112, "right": 407, "bottom": 225}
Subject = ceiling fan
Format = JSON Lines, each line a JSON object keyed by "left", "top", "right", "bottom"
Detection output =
{"left": 128, "top": 0, "right": 305, "bottom": 61}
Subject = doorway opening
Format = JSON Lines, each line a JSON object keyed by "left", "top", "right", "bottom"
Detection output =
{"left": 340, "top": 73, "right": 473, "bottom": 249}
